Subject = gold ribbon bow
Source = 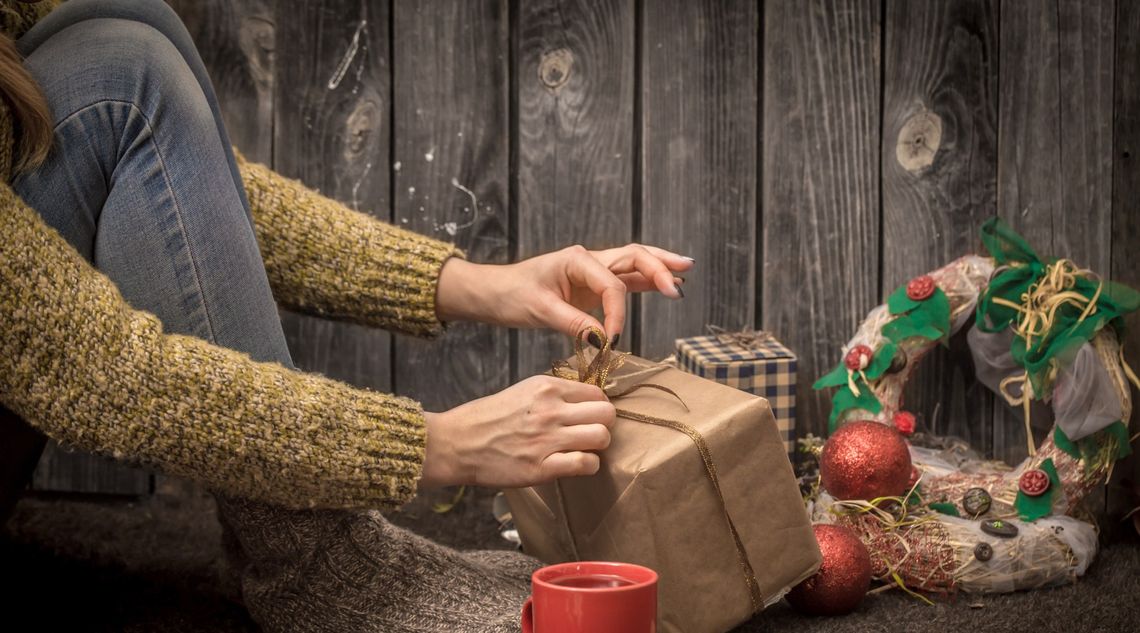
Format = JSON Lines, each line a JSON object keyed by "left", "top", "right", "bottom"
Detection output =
{"left": 552, "top": 328, "right": 765, "bottom": 613}
{"left": 707, "top": 324, "right": 775, "bottom": 350}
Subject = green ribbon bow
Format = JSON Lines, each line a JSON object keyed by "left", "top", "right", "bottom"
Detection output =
{"left": 975, "top": 218, "right": 1140, "bottom": 399}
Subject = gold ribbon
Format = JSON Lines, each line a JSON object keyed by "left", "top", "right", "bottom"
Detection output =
{"left": 988, "top": 259, "right": 1102, "bottom": 352}
{"left": 552, "top": 328, "right": 765, "bottom": 613}
{"left": 706, "top": 324, "right": 775, "bottom": 350}
{"left": 988, "top": 259, "right": 1103, "bottom": 454}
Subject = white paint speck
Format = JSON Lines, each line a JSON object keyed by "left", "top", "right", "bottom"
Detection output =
{"left": 408, "top": 186, "right": 416, "bottom": 195}
{"left": 431, "top": 178, "right": 481, "bottom": 236}
{"left": 424, "top": 149, "right": 435, "bottom": 162}
{"left": 349, "top": 161, "right": 373, "bottom": 210}
{"left": 327, "top": 19, "right": 366, "bottom": 90}
{"left": 393, "top": 161, "right": 402, "bottom": 171}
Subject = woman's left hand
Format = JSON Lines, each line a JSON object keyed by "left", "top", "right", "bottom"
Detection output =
{"left": 435, "top": 244, "right": 693, "bottom": 343}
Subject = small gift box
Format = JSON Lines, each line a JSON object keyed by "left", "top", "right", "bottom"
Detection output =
{"left": 675, "top": 329, "right": 797, "bottom": 461}
{"left": 506, "top": 349, "right": 820, "bottom": 633}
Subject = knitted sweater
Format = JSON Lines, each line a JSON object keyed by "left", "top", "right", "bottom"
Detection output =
{"left": 0, "top": 1, "right": 461, "bottom": 510}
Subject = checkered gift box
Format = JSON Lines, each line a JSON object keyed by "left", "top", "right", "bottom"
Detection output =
{"left": 675, "top": 333, "right": 797, "bottom": 461}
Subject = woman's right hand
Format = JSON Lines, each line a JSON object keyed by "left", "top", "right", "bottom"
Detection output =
{"left": 419, "top": 376, "right": 616, "bottom": 489}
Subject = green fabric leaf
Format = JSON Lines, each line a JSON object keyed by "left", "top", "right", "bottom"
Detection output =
{"left": 929, "top": 502, "right": 960, "bottom": 517}
{"left": 981, "top": 217, "right": 1040, "bottom": 266}
{"left": 827, "top": 381, "right": 882, "bottom": 434}
{"left": 1015, "top": 458, "right": 1061, "bottom": 522}
{"left": 888, "top": 284, "right": 920, "bottom": 315}
{"left": 1102, "top": 420, "right": 1133, "bottom": 461}
{"left": 812, "top": 361, "right": 850, "bottom": 390}
{"left": 1053, "top": 426, "right": 1081, "bottom": 459}
{"left": 924, "top": 288, "right": 951, "bottom": 336}
{"left": 906, "top": 487, "right": 923, "bottom": 507}
{"left": 863, "top": 342, "right": 898, "bottom": 380}
{"left": 882, "top": 318, "right": 943, "bottom": 344}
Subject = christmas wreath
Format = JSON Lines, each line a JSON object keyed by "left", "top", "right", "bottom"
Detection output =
{"left": 805, "top": 218, "right": 1140, "bottom": 599}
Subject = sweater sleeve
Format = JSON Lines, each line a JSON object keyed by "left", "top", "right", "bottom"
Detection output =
{"left": 236, "top": 151, "right": 462, "bottom": 338}
{"left": 0, "top": 184, "right": 426, "bottom": 510}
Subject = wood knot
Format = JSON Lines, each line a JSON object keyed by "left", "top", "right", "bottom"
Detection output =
{"left": 239, "top": 16, "right": 275, "bottom": 91}
{"left": 538, "top": 48, "right": 574, "bottom": 91}
{"left": 345, "top": 98, "right": 381, "bottom": 156}
{"left": 896, "top": 109, "right": 942, "bottom": 172}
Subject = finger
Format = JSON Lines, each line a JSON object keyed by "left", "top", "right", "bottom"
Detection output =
{"left": 599, "top": 245, "right": 682, "bottom": 298}
{"left": 540, "top": 451, "right": 601, "bottom": 480}
{"left": 617, "top": 272, "right": 685, "bottom": 294}
{"left": 542, "top": 297, "right": 607, "bottom": 344}
{"left": 638, "top": 244, "right": 695, "bottom": 271}
{"left": 556, "top": 423, "right": 612, "bottom": 452}
{"left": 558, "top": 401, "right": 617, "bottom": 427}
{"left": 596, "top": 244, "right": 694, "bottom": 273}
{"left": 555, "top": 380, "right": 609, "bottom": 404}
{"left": 566, "top": 252, "right": 627, "bottom": 339}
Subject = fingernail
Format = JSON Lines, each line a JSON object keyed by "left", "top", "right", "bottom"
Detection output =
{"left": 682, "top": 256, "right": 695, "bottom": 263}
{"left": 674, "top": 284, "right": 685, "bottom": 298}
{"left": 676, "top": 276, "right": 686, "bottom": 284}
{"left": 587, "top": 331, "right": 604, "bottom": 349}
{"left": 611, "top": 333, "right": 621, "bottom": 348}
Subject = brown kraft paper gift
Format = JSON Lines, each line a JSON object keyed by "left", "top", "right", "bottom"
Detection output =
{"left": 505, "top": 353, "right": 821, "bottom": 633}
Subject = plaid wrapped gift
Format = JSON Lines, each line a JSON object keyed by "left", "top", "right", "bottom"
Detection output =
{"left": 675, "top": 332, "right": 797, "bottom": 461}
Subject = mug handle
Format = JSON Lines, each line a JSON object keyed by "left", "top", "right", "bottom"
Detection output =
{"left": 520, "top": 596, "right": 534, "bottom": 633}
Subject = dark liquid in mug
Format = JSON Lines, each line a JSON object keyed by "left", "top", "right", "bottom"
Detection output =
{"left": 550, "top": 574, "right": 636, "bottom": 589}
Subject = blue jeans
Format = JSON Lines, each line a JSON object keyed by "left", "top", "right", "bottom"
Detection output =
{"left": 14, "top": 0, "right": 292, "bottom": 367}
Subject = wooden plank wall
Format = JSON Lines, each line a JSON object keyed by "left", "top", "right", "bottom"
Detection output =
{"left": 33, "top": 0, "right": 1140, "bottom": 492}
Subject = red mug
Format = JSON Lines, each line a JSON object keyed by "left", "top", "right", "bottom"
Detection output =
{"left": 520, "top": 561, "right": 658, "bottom": 633}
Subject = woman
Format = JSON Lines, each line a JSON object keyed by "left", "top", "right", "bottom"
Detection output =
{"left": 0, "top": 0, "right": 691, "bottom": 630}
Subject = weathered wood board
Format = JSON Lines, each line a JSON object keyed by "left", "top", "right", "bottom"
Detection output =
{"left": 391, "top": 0, "right": 511, "bottom": 411}
{"left": 762, "top": 0, "right": 881, "bottom": 445}
{"left": 638, "top": 0, "right": 758, "bottom": 360}
{"left": 515, "top": 0, "right": 635, "bottom": 376}
{"left": 881, "top": 0, "right": 998, "bottom": 452}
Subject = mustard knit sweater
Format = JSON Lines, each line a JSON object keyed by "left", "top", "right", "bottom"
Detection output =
{"left": 0, "top": 1, "right": 460, "bottom": 510}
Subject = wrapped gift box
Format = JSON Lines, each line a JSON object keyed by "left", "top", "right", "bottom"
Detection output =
{"left": 505, "top": 354, "right": 820, "bottom": 633}
{"left": 675, "top": 332, "right": 797, "bottom": 461}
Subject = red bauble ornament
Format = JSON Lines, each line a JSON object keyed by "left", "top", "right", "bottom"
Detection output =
{"left": 906, "top": 275, "right": 936, "bottom": 300}
{"left": 820, "top": 420, "right": 913, "bottom": 500}
{"left": 786, "top": 524, "right": 872, "bottom": 616}
{"left": 845, "top": 345, "right": 873, "bottom": 371}
{"left": 1019, "top": 468, "right": 1050, "bottom": 497}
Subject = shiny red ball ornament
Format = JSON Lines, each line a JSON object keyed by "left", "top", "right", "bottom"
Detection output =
{"left": 786, "top": 524, "right": 872, "bottom": 616}
{"left": 893, "top": 411, "right": 916, "bottom": 435}
{"left": 906, "top": 275, "right": 936, "bottom": 300}
{"left": 820, "top": 420, "right": 913, "bottom": 500}
{"left": 1019, "top": 468, "right": 1050, "bottom": 497}
{"left": 844, "top": 344, "right": 873, "bottom": 371}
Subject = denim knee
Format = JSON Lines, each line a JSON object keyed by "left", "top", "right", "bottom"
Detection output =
{"left": 21, "top": 17, "right": 215, "bottom": 143}
{"left": 18, "top": 0, "right": 195, "bottom": 61}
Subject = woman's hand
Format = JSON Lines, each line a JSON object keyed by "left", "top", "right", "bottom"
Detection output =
{"left": 418, "top": 375, "right": 616, "bottom": 489}
{"left": 435, "top": 244, "right": 694, "bottom": 342}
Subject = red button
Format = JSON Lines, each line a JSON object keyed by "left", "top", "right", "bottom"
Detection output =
{"left": 844, "top": 344, "right": 873, "bottom": 371}
{"left": 1019, "top": 469, "right": 1050, "bottom": 497}
{"left": 893, "top": 411, "right": 916, "bottom": 435}
{"left": 906, "top": 275, "right": 936, "bottom": 301}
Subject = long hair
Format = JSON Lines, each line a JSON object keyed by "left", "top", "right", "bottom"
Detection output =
{"left": 0, "top": 33, "right": 51, "bottom": 173}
